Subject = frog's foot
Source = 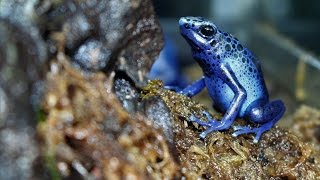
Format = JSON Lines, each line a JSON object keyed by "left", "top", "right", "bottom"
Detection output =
{"left": 189, "top": 111, "right": 219, "bottom": 127}
{"left": 232, "top": 121, "right": 275, "bottom": 143}
{"left": 195, "top": 115, "right": 235, "bottom": 139}
{"left": 234, "top": 99, "right": 286, "bottom": 143}
{"left": 164, "top": 85, "right": 181, "bottom": 92}
{"left": 198, "top": 120, "right": 234, "bottom": 139}
{"left": 191, "top": 111, "right": 237, "bottom": 139}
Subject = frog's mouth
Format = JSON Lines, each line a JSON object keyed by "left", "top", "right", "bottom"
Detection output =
{"left": 182, "top": 35, "right": 201, "bottom": 52}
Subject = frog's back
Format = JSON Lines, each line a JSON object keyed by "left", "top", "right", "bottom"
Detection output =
{"left": 206, "top": 48, "right": 269, "bottom": 117}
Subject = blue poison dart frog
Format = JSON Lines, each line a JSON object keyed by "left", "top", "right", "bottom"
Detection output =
{"left": 149, "top": 35, "right": 188, "bottom": 90}
{"left": 178, "top": 17, "right": 285, "bottom": 143}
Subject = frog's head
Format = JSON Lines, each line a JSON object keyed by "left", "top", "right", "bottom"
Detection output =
{"left": 179, "top": 16, "right": 223, "bottom": 60}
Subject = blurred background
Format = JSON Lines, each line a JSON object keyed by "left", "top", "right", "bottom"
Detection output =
{"left": 151, "top": 0, "right": 320, "bottom": 124}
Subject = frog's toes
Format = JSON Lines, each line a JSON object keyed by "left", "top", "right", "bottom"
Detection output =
{"left": 164, "top": 85, "right": 181, "bottom": 92}
{"left": 199, "top": 123, "right": 226, "bottom": 139}
{"left": 202, "top": 111, "right": 213, "bottom": 120}
{"left": 189, "top": 115, "right": 211, "bottom": 127}
{"left": 189, "top": 112, "right": 218, "bottom": 127}
{"left": 232, "top": 127, "right": 254, "bottom": 137}
{"left": 252, "top": 132, "right": 263, "bottom": 143}
{"left": 199, "top": 131, "right": 209, "bottom": 139}
{"left": 232, "top": 126, "right": 264, "bottom": 143}
{"left": 232, "top": 125, "right": 251, "bottom": 131}
{"left": 201, "top": 111, "right": 219, "bottom": 125}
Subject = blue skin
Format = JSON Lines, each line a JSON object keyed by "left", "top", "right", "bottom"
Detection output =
{"left": 149, "top": 36, "right": 188, "bottom": 90}
{"left": 178, "top": 17, "right": 286, "bottom": 143}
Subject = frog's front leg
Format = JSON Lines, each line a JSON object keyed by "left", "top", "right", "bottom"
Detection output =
{"left": 165, "top": 76, "right": 205, "bottom": 94}
{"left": 199, "top": 64, "right": 247, "bottom": 138}
{"left": 177, "top": 77, "right": 220, "bottom": 126}
{"left": 189, "top": 111, "right": 219, "bottom": 127}
{"left": 179, "top": 76, "right": 205, "bottom": 97}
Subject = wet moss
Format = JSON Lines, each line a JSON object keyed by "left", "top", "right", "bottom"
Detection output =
{"left": 37, "top": 59, "right": 179, "bottom": 179}
{"left": 142, "top": 80, "right": 320, "bottom": 179}
{"left": 142, "top": 80, "right": 218, "bottom": 121}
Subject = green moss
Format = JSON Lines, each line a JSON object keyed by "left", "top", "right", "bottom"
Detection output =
{"left": 36, "top": 107, "right": 47, "bottom": 123}
{"left": 45, "top": 153, "right": 61, "bottom": 180}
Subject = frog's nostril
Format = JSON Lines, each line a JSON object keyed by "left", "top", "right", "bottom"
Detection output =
{"left": 184, "top": 23, "right": 190, "bottom": 29}
{"left": 179, "top": 17, "right": 189, "bottom": 26}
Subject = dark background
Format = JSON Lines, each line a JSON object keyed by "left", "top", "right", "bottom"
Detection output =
{"left": 151, "top": 0, "right": 320, "bottom": 110}
{"left": 153, "top": 0, "right": 320, "bottom": 54}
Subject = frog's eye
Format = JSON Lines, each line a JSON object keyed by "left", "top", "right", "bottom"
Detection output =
{"left": 199, "top": 25, "right": 216, "bottom": 37}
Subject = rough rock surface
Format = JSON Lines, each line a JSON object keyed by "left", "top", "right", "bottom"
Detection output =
{"left": 37, "top": 0, "right": 163, "bottom": 85}
{"left": 0, "top": 1, "right": 47, "bottom": 179}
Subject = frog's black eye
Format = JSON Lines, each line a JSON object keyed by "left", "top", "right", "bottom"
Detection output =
{"left": 199, "top": 25, "right": 216, "bottom": 37}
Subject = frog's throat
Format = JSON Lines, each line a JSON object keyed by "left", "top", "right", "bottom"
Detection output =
{"left": 182, "top": 35, "right": 201, "bottom": 53}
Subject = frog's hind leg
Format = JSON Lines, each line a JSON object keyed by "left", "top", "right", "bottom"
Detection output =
{"left": 232, "top": 100, "right": 285, "bottom": 143}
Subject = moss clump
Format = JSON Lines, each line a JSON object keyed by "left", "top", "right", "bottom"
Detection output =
{"left": 142, "top": 80, "right": 320, "bottom": 179}
{"left": 142, "top": 80, "right": 220, "bottom": 122}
